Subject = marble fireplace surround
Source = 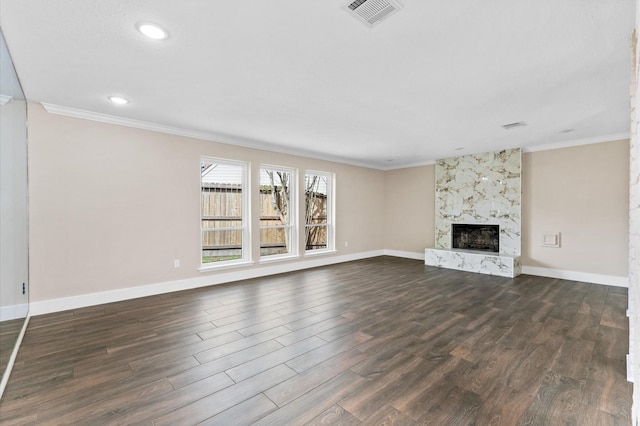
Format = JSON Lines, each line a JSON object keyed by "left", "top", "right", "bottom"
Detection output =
{"left": 425, "top": 148, "right": 522, "bottom": 278}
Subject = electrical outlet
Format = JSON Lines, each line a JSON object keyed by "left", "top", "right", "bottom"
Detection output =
{"left": 344, "top": 241, "right": 349, "bottom": 248}
{"left": 174, "top": 259, "right": 180, "bottom": 269}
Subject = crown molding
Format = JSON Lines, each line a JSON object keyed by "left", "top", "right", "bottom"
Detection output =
{"left": 380, "top": 159, "right": 437, "bottom": 171}
{"left": 40, "top": 103, "right": 381, "bottom": 170}
{"left": 522, "top": 132, "right": 630, "bottom": 153}
{"left": 40, "top": 103, "right": 630, "bottom": 170}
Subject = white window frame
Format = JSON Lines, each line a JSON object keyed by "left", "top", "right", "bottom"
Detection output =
{"left": 304, "top": 171, "right": 335, "bottom": 255}
{"left": 259, "top": 165, "right": 298, "bottom": 261}
{"left": 199, "top": 157, "right": 252, "bottom": 271}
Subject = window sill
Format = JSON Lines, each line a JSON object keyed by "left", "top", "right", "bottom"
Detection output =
{"left": 304, "top": 249, "right": 337, "bottom": 257}
{"left": 258, "top": 253, "right": 301, "bottom": 264}
{"left": 198, "top": 260, "right": 254, "bottom": 273}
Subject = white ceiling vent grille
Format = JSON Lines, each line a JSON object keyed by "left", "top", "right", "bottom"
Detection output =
{"left": 502, "top": 121, "right": 527, "bottom": 130}
{"left": 344, "top": 0, "right": 402, "bottom": 27}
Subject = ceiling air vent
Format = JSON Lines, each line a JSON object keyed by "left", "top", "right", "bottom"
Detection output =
{"left": 502, "top": 121, "right": 527, "bottom": 130}
{"left": 344, "top": 0, "right": 402, "bottom": 27}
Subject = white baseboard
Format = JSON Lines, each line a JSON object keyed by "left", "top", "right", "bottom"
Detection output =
{"left": 28, "top": 252, "right": 629, "bottom": 316}
{"left": 521, "top": 266, "right": 629, "bottom": 288}
{"left": 383, "top": 250, "right": 425, "bottom": 261}
{"left": 381, "top": 251, "right": 629, "bottom": 288}
{"left": 0, "top": 314, "right": 30, "bottom": 399}
{"left": 29, "top": 250, "right": 385, "bottom": 316}
{"left": 0, "top": 304, "right": 29, "bottom": 321}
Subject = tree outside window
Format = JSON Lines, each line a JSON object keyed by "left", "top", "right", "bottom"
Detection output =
{"left": 305, "top": 172, "right": 332, "bottom": 252}
{"left": 260, "top": 167, "right": 296, "bottom": 257}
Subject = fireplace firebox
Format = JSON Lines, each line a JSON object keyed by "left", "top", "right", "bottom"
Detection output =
{"left": 452, "top": 224, "right": 499, "bottom": 253}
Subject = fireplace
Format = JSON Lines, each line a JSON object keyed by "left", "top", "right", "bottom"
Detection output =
{"left": 452, "top": 224, "right": 499, "bottom": 253}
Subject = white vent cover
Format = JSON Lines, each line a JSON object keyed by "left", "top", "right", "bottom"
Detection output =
{"left": 344, "top": 0, "right": 402, "bottom": 27}
{"left": 502, "top": 121, "right": 527, "bottom": 130}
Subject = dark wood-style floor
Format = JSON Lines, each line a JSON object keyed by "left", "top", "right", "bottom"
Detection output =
{"left": 0, "top": 318, "right": 25, "bottom": 377}
{"left": 0, "top": 257, "right": 632, "bottom": 425}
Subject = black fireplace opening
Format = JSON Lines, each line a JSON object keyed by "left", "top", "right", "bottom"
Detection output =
{"left": 452, "top": 224, "right": 499, "bottom": 253}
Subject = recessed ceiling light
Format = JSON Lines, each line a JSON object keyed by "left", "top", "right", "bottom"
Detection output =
{"left": 136, "top": 22, "right": 169, "bottom": 40}
{"left": 559, "top": 128, "right": 575, "bottom": 134}
{"left": 108, "top": 96, "right": 129, "bottom": 105}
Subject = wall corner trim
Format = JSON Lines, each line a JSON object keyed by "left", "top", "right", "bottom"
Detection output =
{"left": 521, "top": 266, "right": 629, "bottom": 288}
{"left": 29, "top": 250, "right": 385, "bottom": 316}
{"left": 0, "top": 314, "right": 30, "bottom": 399}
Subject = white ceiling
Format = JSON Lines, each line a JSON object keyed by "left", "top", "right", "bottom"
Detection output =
{"left": 0, "top": 0, "right": 635, "bottom": 169}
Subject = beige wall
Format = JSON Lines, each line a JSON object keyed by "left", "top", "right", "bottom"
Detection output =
{"left": 381, "top": 140, "right": 630, "bottom": 279}
{"left": 27, "top": 103, "right": 631, "bottom": 304}
{"left": 383, "top": 165, "right": 435, "bottom": 253}
{"left": 522, "top": 139, "right": 629, "bottom": 277}
{"left": 27, "top": 104, "right": 386, "bottom": 303}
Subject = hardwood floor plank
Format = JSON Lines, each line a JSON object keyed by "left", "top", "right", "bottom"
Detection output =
{"left": 601, "top": 292, "right": 629, "bottom": 330}
{"left": 304, "top": 404, "right": 361, "bottom": 426}
{"left": 340, "top": 354, "right": 424, "bottom": 420}
{"left": 0, "top": 413, "right": 38, "bottom": 426}
{"left": 582, "top": 354, "right": 632, "bottom": 420}
{"left": 264, "top": 348, "right": 368, "bottom": 407}
{"left": 358, "top": 404, "right": 416, "bottom": 426}
{"left": 474, "top": 384, "right": 536, "bottom": 425}
{"left": 38, "top": 378, "right": 174, "bottom": 425}
{"left": 576, "top": 405, "right": 623, "bottom": 426}
{"left": 197, "top": 393, "right": 278, "bottom": 426}
{"left": 520, "top": 370, "right": 586, "bottom": 425}
{"left": 282, "top": 309, "right": 349, "bottom": 333}
{"left": 237, "top": 309, "right": 316, "bottom": 337}
{"left": 496, "top": 318, "right": 543, "bottom": 351}
{"left": 285, "top": 331, "right": 372, "bottom": 373}
{"left": 567, "top": 313, "right": 601, "bottom": 341}
{"left": 593, "top": 325, "right": 630, "bottom": 360}
{"left": 89, "top": 372, "right": 234, "bottom": 425}
{"left": 503, "top": 345, "right": 555, "bottom": 394}
{"left": 456, "top": 344, "right": 523, "bottom": 399}
{"left": 449, "top": 322, "right": 510, "bottom": 363}
{"left": 275, "top": 315, "right": 350, "bottom": 346}
{"left": 152, "top": 364, "right": 297, "bottom": 426}
{"left": 354, "top": 321, "right": 424, "bottom": 356}
{"left": 549, "top": 337, "right": 595, "bottom": 380}
{"left": 578, "top": 284, "right": 608, "bottom": 316}
{"left": 194, "top": 326, "right": 291, "bottom": 364}
{"left": 252, "top": 371, "right": 367, "bottom": 426}
{"left": 168, "top": 340, "right": 283, "bottom": 389}
{"left": 388, "top": 354, "right": 467, "bottom": 415}
{"left": 212, "top": 310, "right": 282, "bottom": 327}
{"left": 225, "top": 336, "right": 326, "bottom": 382}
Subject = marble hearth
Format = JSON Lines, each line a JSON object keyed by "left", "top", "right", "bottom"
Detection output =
{"left": 425, "top": 248, "right": 521, "bottom": 278}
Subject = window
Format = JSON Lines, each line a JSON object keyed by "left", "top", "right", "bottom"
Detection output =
{"left": 201, "top": 158, "right": 249, "bottom": 265}
{"left": 260, "top": 166, "right": 297, "bottom": 258}
{"left": 305, "top": 172, "right": 333, "bottom": 252}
